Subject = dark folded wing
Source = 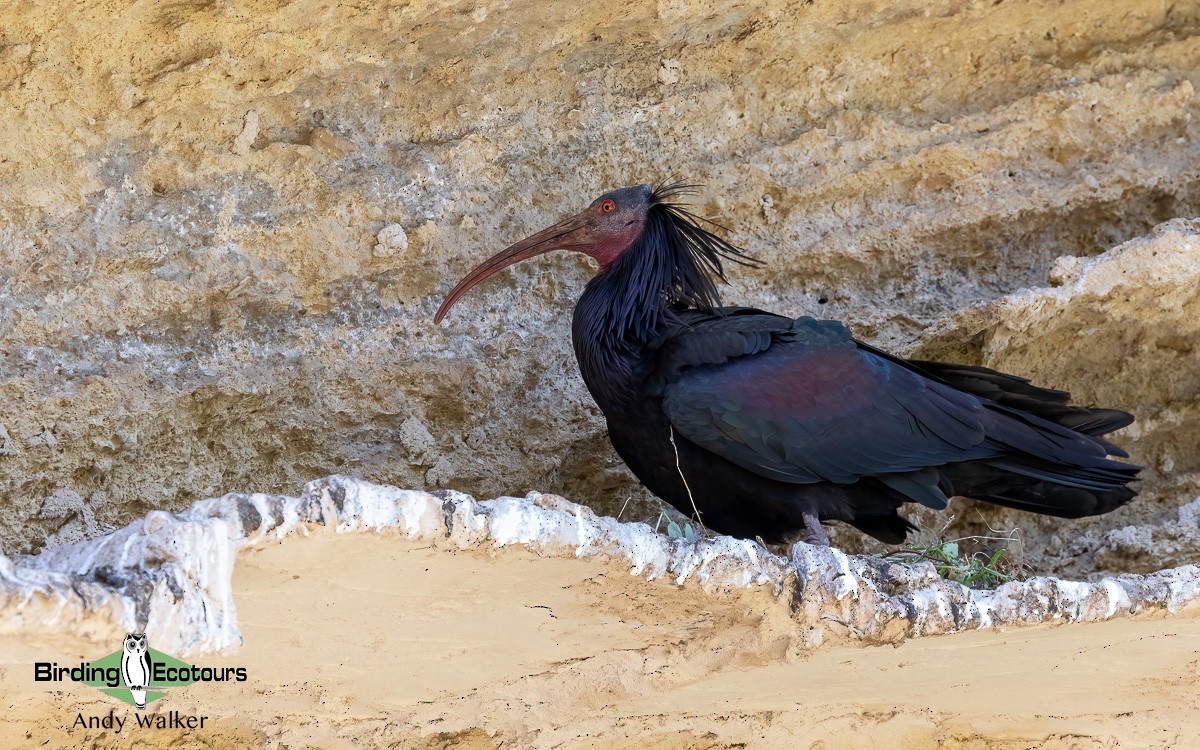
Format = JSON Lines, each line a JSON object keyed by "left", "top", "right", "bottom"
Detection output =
{"left": 660, "top": 316, "right": 998, "bottom": 486}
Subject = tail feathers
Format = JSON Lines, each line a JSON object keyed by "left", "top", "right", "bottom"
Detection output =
{"left": 979, "top": 396, "right": 1141, "bottom": 477}
{"left": 964, "top": 482, "right": 1135, "bottom": 519}
{"left": 836, "top": 349, "right": 1139, "bottom": 533}
{"left": 1052, "top": 407, "right": 1134, "bottom": 436}
{"left": 944, "top": 408, "right": 1140, "bottom": 521}
{"left": 1050, "top": 409, "right": 1134, "bottom": 457}
{"left": 911, "top": 360, "right": 1134, "bottom": 456}
{"left": 944, "top": 462, "right": 1137, "bottom": 518}
{"left": 985, "top": 457, "right": 1140, "bottom": 492}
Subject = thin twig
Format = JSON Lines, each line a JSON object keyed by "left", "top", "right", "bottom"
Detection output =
{"left": 669, "top": 425, "right": 704, "bottom": 529}
{"left": 880, "top": 549, "right": 952, "bottom": 565}
{"left": 616, "top": 494, "right": 631, "bottom": 520}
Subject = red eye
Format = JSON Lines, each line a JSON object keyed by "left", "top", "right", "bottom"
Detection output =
{"left": 600, "top": 199, "right": 615, "bottom": 213}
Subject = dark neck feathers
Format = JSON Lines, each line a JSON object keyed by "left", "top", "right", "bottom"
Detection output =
{"left": 570, "top": 193, "right": 756, "bottom": 405}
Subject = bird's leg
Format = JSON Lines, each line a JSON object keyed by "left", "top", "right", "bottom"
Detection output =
{"left": 802, "top": 511, "right": 830, "bottom": 547}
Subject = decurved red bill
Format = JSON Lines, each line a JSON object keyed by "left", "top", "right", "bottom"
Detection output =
{"left": 434, "top": 212, "right": 593, "bottom": 323}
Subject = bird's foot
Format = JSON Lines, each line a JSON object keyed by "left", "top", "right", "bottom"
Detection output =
{"left": 802, "top": 511, "right": 830, "bottom": 547}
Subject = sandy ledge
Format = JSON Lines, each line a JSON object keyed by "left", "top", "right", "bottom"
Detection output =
{"left": 1, "top": 477, "right": 1198, "bottom": 748}
{"left": 4, "top": 475, "right": 1199, "bottom": 657}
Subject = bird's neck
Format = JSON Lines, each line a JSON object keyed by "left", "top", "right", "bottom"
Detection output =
{"left": 571, "top": 256, "right": 677, "bottom": 409}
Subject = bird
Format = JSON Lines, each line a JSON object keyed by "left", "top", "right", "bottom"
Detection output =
{"left": 120, "top": 632, "right": 151, "bottom": 710}
{"left": 434, "top": 184, "right": 1139, "bottom": 546}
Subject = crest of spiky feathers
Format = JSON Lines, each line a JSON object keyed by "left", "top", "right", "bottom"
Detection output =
{"left": 576, "top": 183, "right": 760, "bottom": 350}
{"left": 646, "top": 182, "right": 759, "bottom": 309}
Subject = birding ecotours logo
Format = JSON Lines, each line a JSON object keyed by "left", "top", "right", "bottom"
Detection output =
{"left": 120, "top": 633, "right": 152, "bottom": 709}
{"left": 34, "top": 634, "right": 248, "bottom": 709}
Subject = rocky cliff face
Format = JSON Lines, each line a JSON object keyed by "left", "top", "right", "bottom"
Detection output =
{"left": 1, "top": 1, "right": 1197, "bottom": 573}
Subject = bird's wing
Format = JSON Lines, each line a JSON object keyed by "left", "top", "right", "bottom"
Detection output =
{"left": 657, "top": 313, "right": 997, "bottom": 491}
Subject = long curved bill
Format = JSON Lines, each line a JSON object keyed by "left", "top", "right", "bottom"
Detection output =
{"left": 434, "top": 212, "right": 592, "bottom": 323}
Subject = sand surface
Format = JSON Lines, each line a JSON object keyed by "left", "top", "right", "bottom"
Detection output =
{"left": 3, "top": 532, "right": 1198, "bottom": 749}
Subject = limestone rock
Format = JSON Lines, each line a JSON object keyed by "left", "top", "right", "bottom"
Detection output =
{"left": 913, "top": 221, "right": 1200, "bottom": 575}
{"left": 0, "top": 1, "right": 1197, "bottom": 581}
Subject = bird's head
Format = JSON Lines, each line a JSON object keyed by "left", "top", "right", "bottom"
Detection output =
{"left": 434, "top": 183, "right": 756, "bottom": 324}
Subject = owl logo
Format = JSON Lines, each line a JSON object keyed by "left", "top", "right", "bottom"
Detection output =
{"left": 120, "top": 633, "right": 151, "bottom": 710}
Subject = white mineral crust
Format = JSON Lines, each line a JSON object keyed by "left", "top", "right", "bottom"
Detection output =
{"left": 4, "top": 476, "right": 1198, "bottom": 655}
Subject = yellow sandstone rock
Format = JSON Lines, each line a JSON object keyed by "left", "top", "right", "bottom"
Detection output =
{"left": 0, "top": 1, "right": 1196, "bottom": 577}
